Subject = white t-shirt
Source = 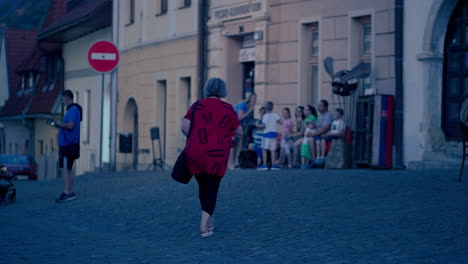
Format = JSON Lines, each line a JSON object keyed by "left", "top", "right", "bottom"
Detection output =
{"left": 330, "top": 119, "right": 345, "bottom": 134}
{"left": 303, "top": 127, "right": 316, "bottom": 144}
{"left": 262, "top": 112, "right": 281, "bottom": 134}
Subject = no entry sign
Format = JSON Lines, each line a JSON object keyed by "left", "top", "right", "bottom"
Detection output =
{"left": 88, "top": 41, "right": 119, "bottom": 72}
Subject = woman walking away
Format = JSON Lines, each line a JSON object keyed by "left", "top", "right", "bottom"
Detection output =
{"left": 181, "top": 78, "right": 242, "bottom": 238}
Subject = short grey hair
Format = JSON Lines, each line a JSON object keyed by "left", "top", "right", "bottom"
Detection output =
{"left": 204, "top": 78, "right": 228, "bottom": 98}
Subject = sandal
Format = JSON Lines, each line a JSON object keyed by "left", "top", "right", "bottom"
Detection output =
{"left": 200, "top": 230, "right": 213, "bottom": 238}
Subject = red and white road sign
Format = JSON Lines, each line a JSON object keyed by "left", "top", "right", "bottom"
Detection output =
{"left": 88, "top": 41, "right": 119, "bottom": 72}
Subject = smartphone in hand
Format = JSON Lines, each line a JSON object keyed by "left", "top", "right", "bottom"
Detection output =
{"left": 47, "top": 119, "right": 56, "bottom": 127}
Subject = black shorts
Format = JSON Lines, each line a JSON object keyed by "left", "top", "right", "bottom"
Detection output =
{"left": 59, "top": 146, "right": 75, "bottom": 170}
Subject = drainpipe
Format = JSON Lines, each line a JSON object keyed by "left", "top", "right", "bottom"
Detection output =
{"left": 394, "top": 0, "right": 405, "bottom": 168}
{"left": 197, "top": 0, "right": 208, "bottom": 99}
{"left": 110, "top": 0, "right": 119, "bottom": 171}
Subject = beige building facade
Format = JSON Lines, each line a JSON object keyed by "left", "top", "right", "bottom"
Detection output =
{"left": 38, "top": 0, "right": 114, "bottom": 176}
{"left": 116, "top": 0, "right": 199, "bottom": 169}
{"left": 207, "top": 0, "right": 395, "bottom": 110}
{"left": 113, "top": 0, "right": 466, "bottom": 170}
{"left": 62, "top": 28, "right": 113, "bottom": 175}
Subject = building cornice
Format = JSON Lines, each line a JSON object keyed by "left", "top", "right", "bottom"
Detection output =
{"left": 417, "top": 51, "right": 443, "bottom": 62}
{"left": 119, "top": 33, "right": 198, "bottom": 54}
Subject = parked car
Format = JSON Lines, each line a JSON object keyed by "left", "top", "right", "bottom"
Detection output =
{"left": 0, "top": 155, "right": 38, "bottom": 180}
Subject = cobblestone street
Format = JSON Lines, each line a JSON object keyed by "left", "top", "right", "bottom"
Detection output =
{"left": 1, "top": 169, "right": 468, "bottom": 263}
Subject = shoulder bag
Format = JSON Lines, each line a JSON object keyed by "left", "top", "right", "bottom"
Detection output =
{"left": 171, "top": 100, "right": 200, "bottom": 184}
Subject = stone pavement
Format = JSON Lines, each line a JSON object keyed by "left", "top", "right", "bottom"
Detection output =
{"left": 1, "top": 168, "right": 468, "bottom": 263}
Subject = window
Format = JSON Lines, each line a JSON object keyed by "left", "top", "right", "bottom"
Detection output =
{"left": 28, "top": 73, "right": 34, "bottom": 89}
{"left": 311, "top": 28, "right": 319, "bottom": 57}
{"left": 361, "top": 20, "right": 372, "bottom": 94}
{"left": 180, "top": 77, "right": 191, "bottom": 111}
{"left": 55, "top": 58, "right": 63, "bottom": 80}
{"left": 39, "top": 140, "right": 43, "bottom": 155}
{"left": 310, "top": 66, "right": 319, "bottom": 103}
{"left": 27, "top": 72, "right": 36, "bottom": 93}
{"left": 50, "top": 138, "right": 55, "bottom": 152}
{"left": 46, "top": 56, "right": 55, "bottom": 84}
{"left": 179, "top": 0, "right": 191, "bottom": 8}
{"left": 363, "top": 23, "right": 372, "bottom": 54}
{"left": 21, "top": 74, "right": 25, "bottom": 90}
{"left": 308, "top": 23, "right": 319, "bottom": 104}
{"left": 161, "top": 0, "right": 168, "bottom": 14}
{"left": 127, "top": 0, "right": 135, "bottom": 25}
{"left": 352, "top": 15, "right": 372, "bottom": 94}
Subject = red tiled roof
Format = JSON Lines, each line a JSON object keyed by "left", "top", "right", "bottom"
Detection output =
{"left": 0, "top": 29, "right": 36, "bottom": 117}
{"left": 0, "top": 0, "right": 66, "bottom": 118}
{"left": 4, "top": 29, "right": 38, "bottom": 97}
{"left": 26, "top": 76, "right": 63, "bottom": 115}
{"left": 39, "top": 0, "right": 110, "bottom": 39}
{"left": 42, "top": 0, "right": 67, "bottom": 29}
{"left": 16, "top": 48, "right": 42, "bottom": 73}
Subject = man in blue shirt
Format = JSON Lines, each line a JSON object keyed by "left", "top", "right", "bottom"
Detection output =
{"left": 51, "top": 90, "right": 82, "bottom": 203}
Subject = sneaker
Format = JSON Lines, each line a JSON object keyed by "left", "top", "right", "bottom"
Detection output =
{"left": 270, "top": 165, "right": 281, "bottom": 171}
{"left": 257, "top": 165, "right": 268, "bottom": 171}
{"left": 56, "top": 192, "right": 76, "bottom": 203}
{"left": 310, "top": 158, "right": 325, "bottom": 168}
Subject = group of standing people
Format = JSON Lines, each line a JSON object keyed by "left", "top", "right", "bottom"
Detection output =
{"left": 230, "top": 95, "right": 346, "bottom": 170}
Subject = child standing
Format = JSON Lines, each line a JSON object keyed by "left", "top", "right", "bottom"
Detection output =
{"left": 279, "top": 108, "right": 294, "bottom": 168}
{"left": 250, "top": 107, "right": 266, "bottom": 166}
{"left": 301, "top": 121, "right": 316, "bottom": 169}
{"left": 257, "top": 101, "right": 281, "bottom": 170}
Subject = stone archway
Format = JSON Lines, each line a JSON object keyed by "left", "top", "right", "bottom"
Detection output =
{"left": 419, "top": 0, "right": 460, "bottom": 153}
{"left": 124, "top": 98, "right": 139, "bottom": 170}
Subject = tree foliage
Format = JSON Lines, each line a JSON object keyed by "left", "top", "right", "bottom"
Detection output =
{"left": 0, "top": 0, "right": 52, "bottom": 29}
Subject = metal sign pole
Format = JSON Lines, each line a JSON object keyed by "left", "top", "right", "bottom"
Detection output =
{"left": 99, "top": 73, "right": 105, "bottom": 175}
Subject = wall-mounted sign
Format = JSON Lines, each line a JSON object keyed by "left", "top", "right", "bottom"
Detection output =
{"left": 239, "top": 47, "right": 255, "bottom": 62}
{"left": 213, "top": 2, "right": 264, "bottom": 23}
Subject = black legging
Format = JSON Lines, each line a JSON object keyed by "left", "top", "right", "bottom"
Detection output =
{"left": 195, "top": 173, "right": 222, "bottom": 216}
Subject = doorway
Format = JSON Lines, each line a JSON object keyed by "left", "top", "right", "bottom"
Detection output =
{"left": 156, "top": 80, "right": 167, "bottom": 160}
{"left": 242, "top": 62, "right": 255, "bottom": 97}
{"left": 443, "top": 0, "right": 468, "bottom": 140}
{"left": 124, "top": 98, "right": 139, "bottom": 169}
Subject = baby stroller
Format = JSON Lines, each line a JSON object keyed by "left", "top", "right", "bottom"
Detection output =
{"left": 0, "top": 165, "right": 16, "bottom": 204}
